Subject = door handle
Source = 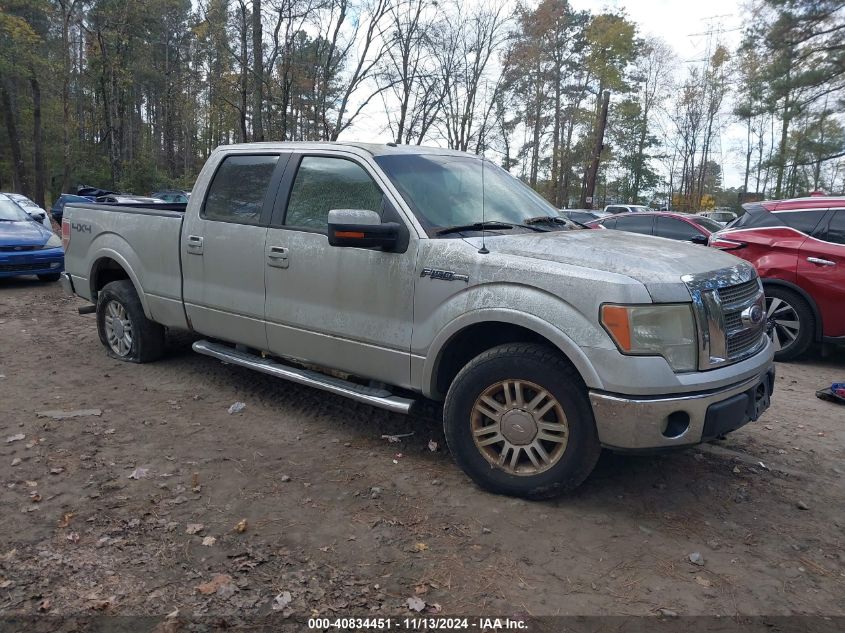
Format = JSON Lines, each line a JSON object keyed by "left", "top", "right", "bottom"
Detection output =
{"left": 267, "top": 245, "right": 289, "bottom": 268}
{"left": 187, "top": 235, "right": 203, "bottom": 255}
{"left": 807, "top": 257, "right": 835, "bottom": 267}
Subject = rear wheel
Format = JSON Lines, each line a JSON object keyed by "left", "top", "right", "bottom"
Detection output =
{"left": 37, "top": 273, "right": 61, "bottom": 282}
{"left": 443, "top": 343, "right": 600, "bottom": 498}
{"left": 96, "top": 280, "right": 165, "bottom": 363}
{"left": 764, "top": 286, "right": 814, "bottom": 361}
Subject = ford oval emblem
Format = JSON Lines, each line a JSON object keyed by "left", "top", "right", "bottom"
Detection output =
{"left": 741, "top": 304, "right": 764, "bottom": 326}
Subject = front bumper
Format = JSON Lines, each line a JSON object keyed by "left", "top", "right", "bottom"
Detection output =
{"left": 590, "top": 366, "right": 775, "bottom": 451}
{"left": 0, "top": 247, "right": 64, "bottom": 278}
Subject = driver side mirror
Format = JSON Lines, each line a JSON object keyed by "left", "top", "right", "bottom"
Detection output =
{"left": 327, "top": 209, "right": 405, "bottom": 251}
{"left": 690, "top": 234, "right": 709, "bottom": 245}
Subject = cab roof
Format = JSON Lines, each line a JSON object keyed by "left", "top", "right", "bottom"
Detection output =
{"left": 217, "top": 141, "right": 477, "bottom": 159}
{"left": 745, "top": 195, "right": 845, "bottom": 212}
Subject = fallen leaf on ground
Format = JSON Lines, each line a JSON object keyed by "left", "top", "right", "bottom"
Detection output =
{"left": 234, "top": 519, "right": 248, "bottom": 533}
{"left": 227, "top": 402, "right": 246, "bottom": 414}
{"left": 413, "top": 542, "right": 429, "bottom": 552}
{"left": 5, "top": 434, "right": 25, "bottom": 444}
{"left": 186, "top": 523, "right": 204, "bottom": 535}
{"left": 127, "top": 468, "right": 150, "bottom": 480}
{"left": 202, "top": 536, "right": 216, "bottom": 546}
{"left": 196, "top": 574, "right": 234, "bottom": 595}
{"left": 406, "top": 596, "right": 426, "bottom": 612}
{"left": 428, "top": 440, "right": 438, "bottom": 452}
{"left": 58, "top": 512, "right": 75, "bottom": 528}
{"left": 272, "top": 591, "right": 292, "bottom": 610}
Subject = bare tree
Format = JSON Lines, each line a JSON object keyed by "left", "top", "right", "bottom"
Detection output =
{"left": 435, "top": 0, "right": 508, "bottom": 152}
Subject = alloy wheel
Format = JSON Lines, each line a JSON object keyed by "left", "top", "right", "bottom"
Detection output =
{"left": 766, "top": 295, "right": 800, "bottom": 352}
{"left": 471, "top": 379, "right": 569, "bottom": 476}
{"left": 104, "top": 300, "right": 134, "bottom": 357}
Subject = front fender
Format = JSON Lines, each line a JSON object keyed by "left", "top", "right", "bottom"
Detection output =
{"left": 416, "top": 283, "right": 609, "bottom": 398}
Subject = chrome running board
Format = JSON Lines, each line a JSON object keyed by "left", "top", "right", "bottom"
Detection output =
{"left": 192, "top": 339, "right": 416, "bottom": 414}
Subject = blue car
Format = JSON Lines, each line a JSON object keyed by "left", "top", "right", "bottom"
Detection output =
{"left": 0, "top": 196, "right": 64, "bottom": 281}
{"left": 51, "top": 194, "right": 95, "bottom": 222}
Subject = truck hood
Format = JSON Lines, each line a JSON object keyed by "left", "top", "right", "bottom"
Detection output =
{"left": 463, "top": 229, "right": 752, "bottom": 302}
{"left": 0, "top": 220, "right": 52, "bottom": 247}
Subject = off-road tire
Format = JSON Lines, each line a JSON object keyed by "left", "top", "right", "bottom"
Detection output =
{"left": 96, "top": 280, "right": 165, "bottom": 363}
{"left": 765, "top": 286, "right": 814, "bottom": 361}
{"left": 443, "top": 343, "right": 601, "bottom": 498}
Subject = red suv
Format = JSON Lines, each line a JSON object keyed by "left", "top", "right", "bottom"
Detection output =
{"left": 709, "top": 196, "right": 845, "bottom": 360}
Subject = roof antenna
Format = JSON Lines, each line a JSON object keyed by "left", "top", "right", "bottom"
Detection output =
{"left": 478, "top": 141, "right": 489, "bottom": 254}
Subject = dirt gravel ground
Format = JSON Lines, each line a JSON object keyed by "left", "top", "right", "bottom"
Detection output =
{"left": 1, "top": 277, "right": 843, "bottom": 622}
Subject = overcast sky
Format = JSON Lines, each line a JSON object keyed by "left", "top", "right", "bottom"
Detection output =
{"left": 571, "top": 0, "right": 747, "bottom": 187}
{"left": 345, "top": 0, "right": 750, "bottom": 188}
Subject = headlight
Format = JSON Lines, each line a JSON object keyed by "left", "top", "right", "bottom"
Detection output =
{"left": 43, "top": 234, "right": 62, "bottom": 249}
{"left": 600, "top": 303, "right": 697, "bottom": 372}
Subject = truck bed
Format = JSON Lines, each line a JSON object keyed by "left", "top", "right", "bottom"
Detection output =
{"left": 63, "top": 202, "right": 188, "bottom": 330}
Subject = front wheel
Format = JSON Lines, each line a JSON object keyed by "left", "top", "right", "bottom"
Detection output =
{"left": 765, "top": 286, "right": 814, "bottom": 361}
{"left": 96, "top": 280, "right": 165, "bottom": 363}
{"left": 443, "top": 343, "right": 600, "bottom": 498}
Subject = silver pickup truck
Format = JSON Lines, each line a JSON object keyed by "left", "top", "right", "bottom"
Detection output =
{"left": 61, "top": 142, "right": 775, "bottom": 497}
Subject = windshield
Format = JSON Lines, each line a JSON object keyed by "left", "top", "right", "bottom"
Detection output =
{"left": 374, "top": 154, "right": 563, "bottom": 235}
{"left": 0, "top": 199, "right": 32, "bottom": 221}
{"left": 693, "top": 216, "right": 724, "bottom": 232}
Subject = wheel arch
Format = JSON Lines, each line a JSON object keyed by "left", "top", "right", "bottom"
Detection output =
{"left": 89, "top": 252, "right": 151, "bottom": 318}
{"left": 423, "top": 310, "right": 602, "bottom": 400}
{"left": 762, "top": 278, "right": 823, "bottom": 342}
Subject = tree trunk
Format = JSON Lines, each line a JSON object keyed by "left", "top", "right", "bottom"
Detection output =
{"left": 1, "top": 78, "right": 31, "bottom": 196}
{"left": 31, "top": 74, "right": 46, "bottom": 208}
{"left": 774, "top": 92, "right": 790, "bottom": 199}
{"left": 580, "top": 90, "right": 610, "bottom": 209}
{"left": 252, "top": 0, "right": 264, "bottom": 141}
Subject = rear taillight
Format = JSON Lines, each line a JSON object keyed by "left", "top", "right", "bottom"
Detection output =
{"left": 61, "top": 220, "right": 70, "bottom": 250}
{"left": 709, "top": 236, "right": 745, "bottom": 250}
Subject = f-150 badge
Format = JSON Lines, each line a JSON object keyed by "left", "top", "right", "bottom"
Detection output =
{"left": 420, "top": 268, "right": 469, "bottom": 283}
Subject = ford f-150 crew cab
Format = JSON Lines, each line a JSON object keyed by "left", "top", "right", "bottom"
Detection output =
{"left": 61, "top": 142, "right": 775, "bottom": 498}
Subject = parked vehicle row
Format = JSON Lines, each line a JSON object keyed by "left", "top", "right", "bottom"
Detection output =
{"left": 1, "top": 192, "right": 52, "bottom": 229}
{"left": 586, "top": 211, "right": 723, "bottom": 244}
{"left": 0, "top": 194, "right": 64, "bottom": 282}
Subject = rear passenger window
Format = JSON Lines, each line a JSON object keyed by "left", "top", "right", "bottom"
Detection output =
{"left": 285, "top": 156, "right": 383, "bottom": 232}
{"left": 779, "top": 210, "right": 827, "bottom": 235}
{"left": 825, "top": 210, "right": 845, "bottom": 245}
{"left": 203, "top": 155, "right": 279, "bottom": 225}
{"left": 615, "top": 215, "right": 654, "bottom": 235}
{"left": 655, "top": 217, "right": 698, "bottom": 240}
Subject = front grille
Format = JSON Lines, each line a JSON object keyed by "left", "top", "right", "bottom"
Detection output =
{"left": 727, "top": 326, "right": 764, "bottom": 357}
{"left": 684, "top": 267, "right": 766, "bottom": 370}
{"left": 0, "top": 263, "right": 49, "bottom": 272}
{"left": 0, "top": 245, "right": 40, "bottom": 252}
{"left": 724, "top": 311, "right": 742, "bottom": 331}
{"left": 718, "top": 279, "right": 759, "bottom": 305}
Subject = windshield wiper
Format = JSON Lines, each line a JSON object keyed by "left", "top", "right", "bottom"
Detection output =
{"left": 434, "top": 221, "right": 516, "bottom": 236}
{"left": 435, "top": 220, "right": 551, "bottom": 236}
